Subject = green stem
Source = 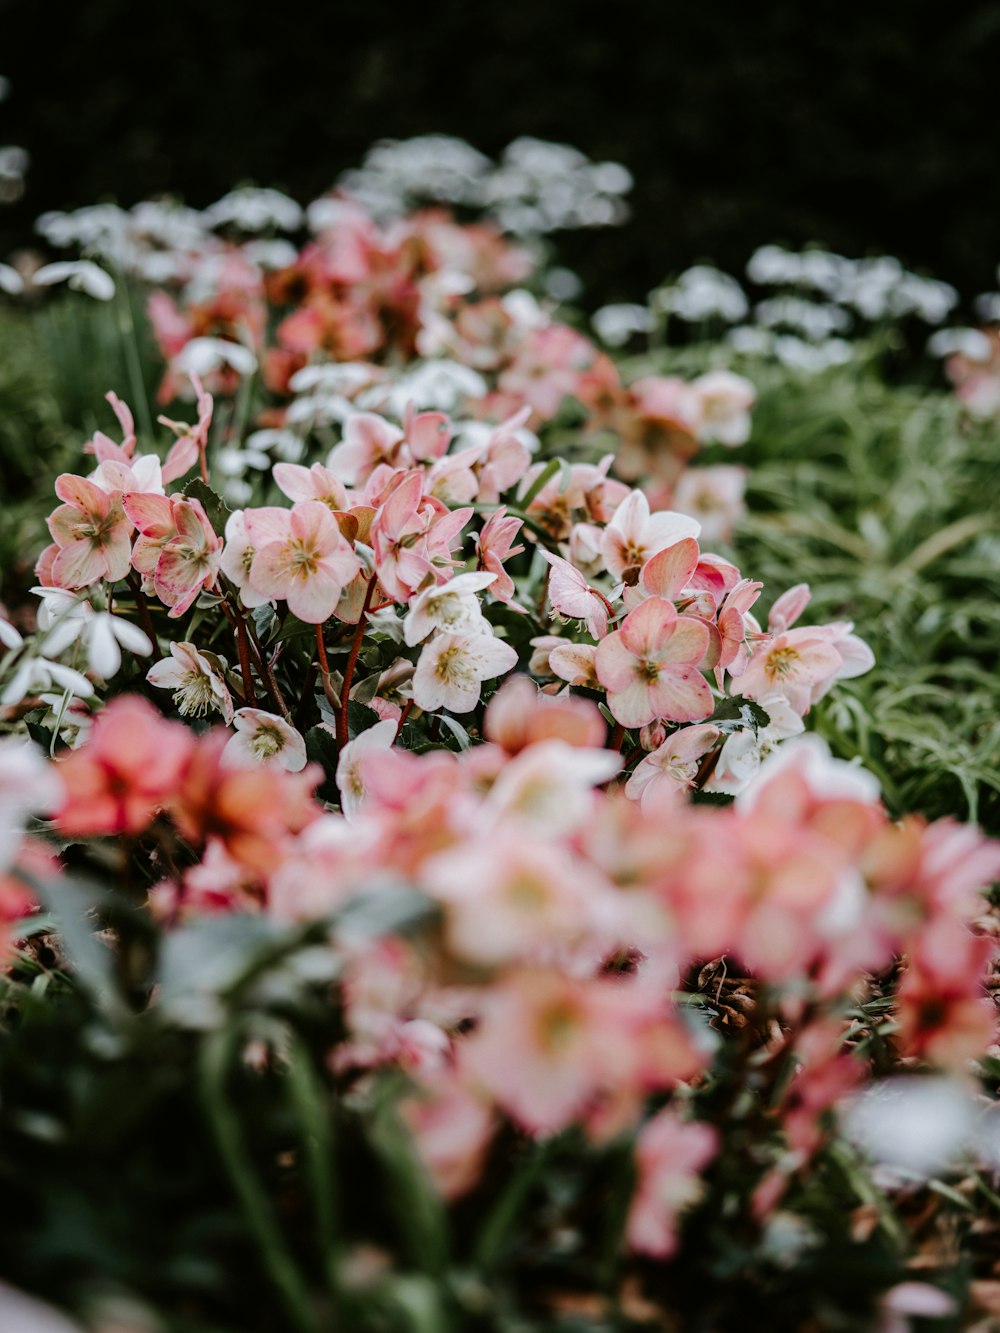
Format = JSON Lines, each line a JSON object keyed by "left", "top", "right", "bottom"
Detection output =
{"left": 199, "top": 1027, "right": 318, "bottom": 1333}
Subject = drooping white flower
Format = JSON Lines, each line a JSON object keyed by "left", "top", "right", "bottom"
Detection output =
{"left": 32, "top": 587, "right": 152, "bottom": 679}
{"left": 403, "top": 572, "right": 496, "bottom": 646}
{"left": 33, "top": 260, "right": 115, "bottom": 301}
{"left": 0, "top": 652, "right": 94, "bottom": 709}
{"left": 171, "top": 336, "right": 257, "bottom": 378}
{"left": 146, "top": 641, "right": 234, "bottom": 723}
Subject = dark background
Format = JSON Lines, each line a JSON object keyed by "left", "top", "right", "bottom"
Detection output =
{"left": 2, "top": 0, "right": 999, "bottom": 304}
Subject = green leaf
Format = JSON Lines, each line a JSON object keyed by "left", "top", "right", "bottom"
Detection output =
{"left": 709, "top": 696, "right": 771, "bottom": 735}
{"left": 182, "top": 477, "right": 231, "bottom": 534}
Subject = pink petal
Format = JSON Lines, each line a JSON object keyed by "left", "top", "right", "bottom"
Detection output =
{"left": 647, "top": 668, "right": 714, "bottom": 723}
{"left": 286, "top": 565, "right": 344, "bottom": 623}
{"left": 640, "top": 538, "right": 700, "bottom": 600}
{"left": 619, "top": 597, "right": 678, "bottom": 658}
{"left": 658, "top": 615, "right": 710, "bottom": 666}
{"left": 51, "top": 540, "right": 107, "bottom": 588}
{"left": 54, "top": 473, "right": 109, "bottom": 517}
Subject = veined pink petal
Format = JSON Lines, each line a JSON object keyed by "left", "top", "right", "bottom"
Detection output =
{"left": 604, "top": 678, "right": 659, "bottom": 728}
{"left": 123, "top": 491, "right": 175, "bottom": 537}
{"left": 51, "top": 540, "right": 108, "bottom": 589}
{"left": 54, "top": 473, "right": 110, "bottom": 518}
{"left": 619, "top": 597, "right": 678, "bottom": 658}
{"left": 103, "top": 528, "right": 134, "bottom": 583}
{"left": 289, "top": 499, "right": 340, "bottom": 551}
{"left": 244, "top": 506, "right": 293, "bottom": 547}
{"left": 640, "top": 538, "right": 700, "bottom": 600}
{"left": 658, "top": 614, "right": 710, "bottom": 666}
{"left": 647, "top": 668, "right": 714, "bottom": 723}
{"left": 594, "top": 632, "right": 641, "bottom": 693}
{"left": 47, "top": 504, "right": 86, "bottom": 547}
{"left": 287, "top": 564, "right": 345, "bottom": 624}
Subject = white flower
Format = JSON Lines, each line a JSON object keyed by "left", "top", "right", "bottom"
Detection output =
{"left": 0, "top": 736, "right": 64, "bottom": 871}
{"left": 403, "top": 572, "right": 496, "bottom": 646}
{"left": 202, "top": 187, "right": 303, "bottom": 233}
{"left": 704, "top": 696, "right": 805, "bottom": 797}
{"left": 926, "top": 328, "right": 993, "bottom": 362}
{"left": 0, "top": 262, "right": 24, "bottom": 295}
{"left": 33, "top": 260, "right": 115, "bottom": 301}
{"left": 223, "top": 708, "right": 307, "bottom": 771}
{"left": 690, "top": 370, "right": 757, "bottom": 447}
{"left": 1, "top": 653, "right": 94, "bottom": 709}
{"left": 412, "top": 630, "right": 517, "bottom": 714}
{"left": 146, "top": 641, "right": 234, "bottom": 723}
{"left": 32, "top": 588, "right": 152, "bottom": 679}
{"left": 592, "top": 303, "right": 652, "bottom": 347}
{"left": 842, "top": 1077, "right": 976, "bottom": 1178}
{"left": 172, "top": 336, "right": 257, "bottom": 378}
{"left": 335, "top": 718, "right": 398, "bottom": 819}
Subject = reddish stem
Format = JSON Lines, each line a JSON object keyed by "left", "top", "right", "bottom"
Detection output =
{"left": 337, "top": 577, "right": 378, "bottom": 749}
{"left": 394, "top": 700, "right": 413, "bottom": 741}
{"left": 234, "top": 611, "right": 258, "bottom": 708}
{"left": 608, "top": 722, "right": 626, "bottom": 752}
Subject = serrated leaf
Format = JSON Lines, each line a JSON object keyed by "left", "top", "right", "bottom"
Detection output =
{"left": 182, "top": 477, "right": 231, "bottom": 534}
{"left": 710, "top": 696, "right": 771, "bottom": 735}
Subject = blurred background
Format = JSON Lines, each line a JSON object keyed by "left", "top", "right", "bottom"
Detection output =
{"left": 2, "top": 0, "right": 999, "bottom": 303}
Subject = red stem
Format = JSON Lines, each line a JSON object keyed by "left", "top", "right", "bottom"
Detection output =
{"left": 234, "top": 611, "right": 258, "bottom": 708}
{"left": 337, "top": 577, "right": 378, "bottom": 749}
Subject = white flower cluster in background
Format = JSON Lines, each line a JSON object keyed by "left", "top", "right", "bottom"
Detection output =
{"left": 339, "top": 135, "right": 632, "bottom": 234}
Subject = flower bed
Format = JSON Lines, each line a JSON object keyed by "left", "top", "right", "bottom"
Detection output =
{"left": 1, "top": 140, "right": 1000, "bottom": 1331}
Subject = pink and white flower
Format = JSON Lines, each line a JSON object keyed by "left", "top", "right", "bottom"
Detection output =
{"left": 412, "top": 630, "right": 517, "bottom": 713}
{"left": 595, "top": 597, "right": 713, "bottom": 728}
{"left": 223, "top": 708, "right": 307, "bottom": 771}
{"left": 248, "top": 501, "right": 361, "bottom": 624}
{"left": 146, "top": 641, "right": 234, "bottom": 723}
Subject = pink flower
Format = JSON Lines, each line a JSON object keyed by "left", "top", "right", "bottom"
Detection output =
{"left": 219, "top": 509, "right": 279, "bottom": 609}
{"left": 736, "top": 627, "right": 845, "bottom": 715}
{"left": 422, "top": 836, "right": 615, "bottom": 967}
{"left": 399, "top": 1076, "right": 494, "bottom": 1201}
{"left": 626, "top": 1110, "right": 719, "bottom": 1258}
{"left": 411, "top": 630, "right": 517, "bottom": 713}
{"left": 335, "top": 718, "right": 398, "bottom": 819}
{"left": 689, "top": 370, "right": 756, "bottom": 446}
{"left": 158, "top": 373, "right": 214, "bottom": 484}
{"left": 625, "top": 724, "right": 721, "bottom": 807}
{"left": 484, "top": 675, "right": 605, "bottom": 753}
{"left": 83, "top": 390, "right": 136, "bottom": 466}
{"left": 152, "top": 498, "right": 224, "bottom": 618}
{"left": 601, "top": 489, "right": 700, "bottom": 582}
{"left": 328, "top": 412, "right": 405, "bottom": 486}
{"left": 539, "top": 550, "right": 610, "bottom": 639}
{"left": 248, "top": 501, "right": 361, "bottom": 623}
{"left": 671, "top": 465, "right": 747, "bottom": 546}
{"left": 122, "top": 492, "right": 177, "bottom": 577}
{"left": 272, "top": 461, "right": 349, "bottom": 512}
{"left": 46, "top": 474, "right": 133, "bottom": 588}
{"left": 55, "top": 696, "right": 194, "bottom": 836}
{"left": 595, "top": 598, "right": 713, "bottom": 728}
{"left": 475, "top": 507, "right": 525, "bottom": 607}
